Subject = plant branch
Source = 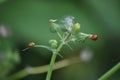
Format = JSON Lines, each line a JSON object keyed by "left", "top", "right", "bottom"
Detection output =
{"left": 56, "top": 32, "right": 63, "bottom": 39}
{"left": 45, "top": 53, "right": 57, "bottom": 80}
{"left": 45, "top": 41, "right": 64, "bottom": 80}
{"left": 98, "top": 62, "right": 120, "bottom": 80}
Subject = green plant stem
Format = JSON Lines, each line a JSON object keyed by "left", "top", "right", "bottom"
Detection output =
{"left": 4, "top": 69, "right": 28, "bottom": 80}
{"left": 45, "top": 53, "right": 57, "bottom": 80}
{"left": 98, "top": 62, "right": 120, "bottom": 80}
{"left": 45, "top": 32, "right": 70, "bottom": 80}
{"left": 56, "top": 32, "right": 62, "bottom": 39}
{"left": 45, "top": 43, "right": 64, "bottom": 80}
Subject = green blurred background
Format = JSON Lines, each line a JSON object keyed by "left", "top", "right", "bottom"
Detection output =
{"left": 0, "top": 0, "right": 120, "bottom": 80}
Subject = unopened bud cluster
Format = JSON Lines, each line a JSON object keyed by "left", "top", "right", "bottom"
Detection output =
{"left": 49, "top": 16, "right": 98, "bottom": 44}
{"left": 49, "top": 40, "right": 58, "bottom": 49}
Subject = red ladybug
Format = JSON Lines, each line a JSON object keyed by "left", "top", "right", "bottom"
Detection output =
{"left": 90, "top": 34, "right": 98, "bottom": 41}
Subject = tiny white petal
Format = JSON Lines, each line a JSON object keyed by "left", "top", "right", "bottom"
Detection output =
{"left": 49, "top": 19, "right": 57, "bottom": 23}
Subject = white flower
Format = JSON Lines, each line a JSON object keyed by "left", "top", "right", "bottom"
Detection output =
{"left": 62, "top": 16, "right": 74, "bottom": 32}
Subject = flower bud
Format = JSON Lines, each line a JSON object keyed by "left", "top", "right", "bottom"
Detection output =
{"left": 49, "top": 19, "right": 58, "bottom": 33}
{"left": 71, "top": 23, "right": 80, "bottom": 35}
{"left": 49, "top": 39, "right": 57, "bottom": 49}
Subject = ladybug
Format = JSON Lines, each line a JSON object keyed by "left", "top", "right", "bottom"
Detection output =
{"left": 28, "top": 42, "right": 35, "bottom": 47}
{"left": 90, "top": 34, "right": 98, "bottom": 41}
